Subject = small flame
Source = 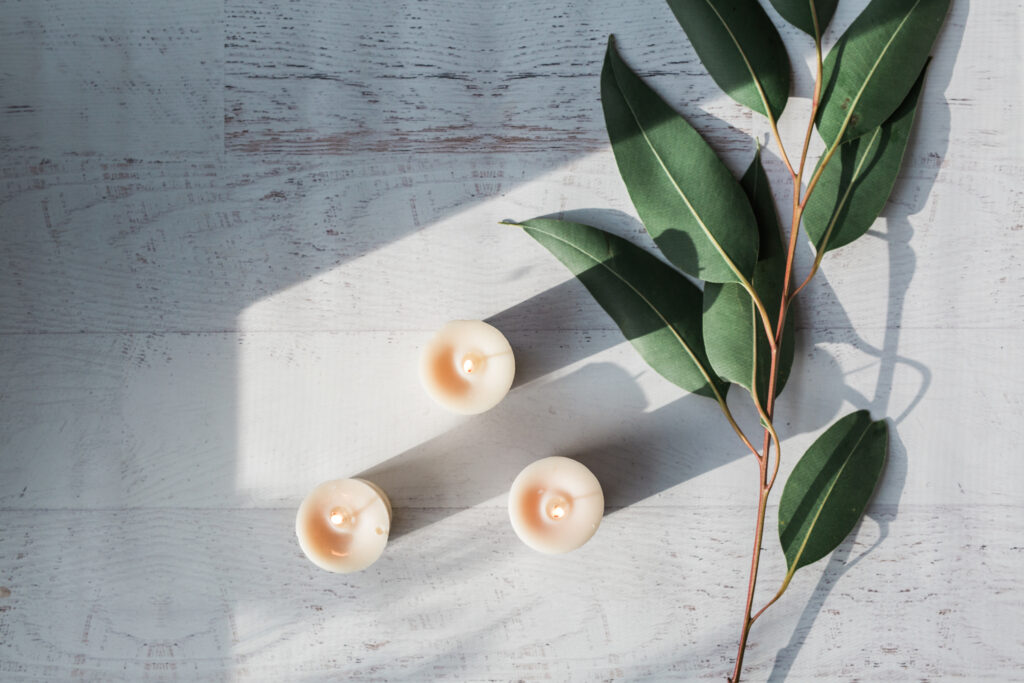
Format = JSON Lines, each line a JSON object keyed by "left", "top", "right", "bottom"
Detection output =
{"left": 550, "top": 505, "right": 566, "bottom": 520}
{"left": 329, "top": 509, "right": 348, "bottom": 526}
{"left": 462, "top": 358, "right": 475, "bottom": 374}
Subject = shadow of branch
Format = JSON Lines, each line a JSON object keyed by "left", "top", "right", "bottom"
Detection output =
{"left": 763, "top": 0, "right": 967, "bottom": 670}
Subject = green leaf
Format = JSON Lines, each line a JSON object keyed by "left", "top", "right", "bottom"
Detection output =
{"left": 768, "top": 0, "right": 838, "bottom": 38}
{"left": 665, "top": 0, "right": 790, "bottom": 120}
{"left": 779, "top": 410, "right": 888, "bottom": 572}
{"left": 510, "top": 217, "right": 728, "bottom": 400}
{"left": 601, "top": 36, "right": 758, "bottom": 284}
{"left": 805, "top": 62, "right": 928, "bottom": 253}
{"left": 816, "top": 0, "right": 949, "bottom": 146}
{"left": 703, "top": 150, "right": 795, "bottom": 405}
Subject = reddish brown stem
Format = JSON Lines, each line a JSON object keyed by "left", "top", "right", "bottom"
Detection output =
{"left": 727, "top": 16, "right": 826, "bottom": 683}
{"left": 728, "top": 475, "right": 770, "bottom": 683}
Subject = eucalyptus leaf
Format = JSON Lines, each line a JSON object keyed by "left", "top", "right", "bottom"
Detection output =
{"left": 510, "top": 217, "right": 728, "bottom": 399}
{"left": 703, "top": 151, "right": 795, "bottom": 405}
{"left": 768, "top": 0, "right": 839, "bottom": 37}
{"left": 665, "top": 0, "right": 790, "bottom": 119}
{"left": 601, "top": 36, "right": 758, "bottom": 284}
{"left": 804, "top": 63, "right": 928, "bottom": 253}
{"left": 779, "top": 410, "right": 888, "bottom": 572}
{"left": 816, "top": 0, "right": 949, "bottom": 146}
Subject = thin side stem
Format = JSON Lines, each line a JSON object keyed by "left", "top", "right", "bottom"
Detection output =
{"left": 800, "top": 138, "right": 840, "bottom": 213}
{"left": 766, "top": 111, "right": 796, "bottom": 179}
{"left": 750, "top": 567, "right": 796, "bottom": 626}
{"left": 714, "top": 389, "right": 763, "bottom": 461}
{"left": 739, "top": 278, "right": 778, "bottom": 356}
{"left": 761, "top": 343, "right": 782, "bottom": 487}
{"left": 790, "top": 248, "right": 825, "bottom": 301}
{"left": 796, "top": 34, "right": 825, "bottom": 194}
{"left": 754, "top": 399, "right": 782, "bottom": 467}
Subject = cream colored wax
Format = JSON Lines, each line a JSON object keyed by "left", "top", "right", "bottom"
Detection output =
{"left": 419, "top": 320, "right": 515, "bottom": 414}
{"left": 295, "top": 478, "right": 392, "bottom": 573}
{"left": 508, "top": 456, "right": 604, "bottom": 554}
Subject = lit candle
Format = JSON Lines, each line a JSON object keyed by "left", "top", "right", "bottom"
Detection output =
{"left": 295, "top": 478, "right": 392, "bottom": 573}
{"left": 419, "top": 320, "right": 515, "bottom": 414}
{"left": 508, "top": 456, "right": 604, "bottom": 554}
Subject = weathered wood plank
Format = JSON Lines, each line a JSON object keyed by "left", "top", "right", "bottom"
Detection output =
{"left": 0, "top": 506, "right": 1019, "bottom": 681}
{"left": 0, "top": 0, "right": 223, "bottom": 160}
{"left": 222, "top": 0, "right": 756, "bottom": 159}
{"left": 1, "top": 150, "right": 1018, "bottom": 335}
{"left": 0, "top": 0, "right": 1019, "bottom": 679}
{"left": 1, "top": 327, "right": 1020, "bottom": 510}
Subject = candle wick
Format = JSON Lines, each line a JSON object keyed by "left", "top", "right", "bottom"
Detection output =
{"left": 545, "top": 495, "right": 571, "bottom": 521}
{"left": 329, "top": 508, "right": 350, "bottom": 527}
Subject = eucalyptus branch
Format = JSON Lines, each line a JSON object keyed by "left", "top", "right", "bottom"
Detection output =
{"left": 516, "top": 3, "right": 948, "bottom": 682}
{"left": 729, "top": 12, "right": 826, "bottom": 682}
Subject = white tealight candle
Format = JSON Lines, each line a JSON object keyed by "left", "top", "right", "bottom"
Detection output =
{"left": 419, "top": 320, "right": 515, "bottom": 414}
{"left": 295, "top": 478, "right": 392, "bottom": 573}
{"left": 508, "top": 456, "right": 604, "bottom": 554}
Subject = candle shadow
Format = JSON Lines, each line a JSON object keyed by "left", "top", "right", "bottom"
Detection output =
{"left": 361, "top": 360, "right": 749, "bottom": 541}
{"left": 484, "top": 279, "right": 623, "bottom": 389}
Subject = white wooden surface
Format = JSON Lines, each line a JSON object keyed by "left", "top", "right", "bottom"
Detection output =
{"left": 1, "top": 1, "right": 1021, "bottom": 680}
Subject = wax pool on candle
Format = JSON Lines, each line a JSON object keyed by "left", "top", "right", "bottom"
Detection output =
{"left": 295, "top": 478, "right": 392, "bottom": 573}
{"left": 419, "top": 320, "right": 515, "bottom": 414}
{"left": 508, "top": 456, "right": 604, "bottom": 554}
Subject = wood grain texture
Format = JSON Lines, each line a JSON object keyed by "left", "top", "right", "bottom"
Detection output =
{"left": 1, "top": 0, "right": 1021, "bottom": 680}
{"left": 0, "top": 0, "right": 223, "bottom": 159}
{"left": 222, "top": 0, "right": 755, "bottom": 158}
{"left": 0, "top": 326, "right": 1020, "bottom": 511}
{"left": 0, "top": 506, "right": 1021, "bottom": 681}
{"left": 0, "top": 148, "right": 1018, "bottom": 334}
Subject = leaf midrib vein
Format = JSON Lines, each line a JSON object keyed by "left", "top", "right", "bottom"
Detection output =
{"left": 610, "top": 61, "right": 748, "bottom": 285}
{"left": 818, "top": 126, "right": 882, "bottom": 251}
{"left": 523, "top": 224, "right": 718, "bottom": 394}
{"left": 702, "top": 0, "right": 776, "bottom": 119}
{"left": 787, "top": 422, "right": 874, "bottom": 570}
{"left": 831, "top": 0, "right": 923, "bottom": 143}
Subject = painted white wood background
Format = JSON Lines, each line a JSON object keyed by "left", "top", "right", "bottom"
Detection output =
{"left": 1, "top": 0, "right": 1020, "bottom": 680}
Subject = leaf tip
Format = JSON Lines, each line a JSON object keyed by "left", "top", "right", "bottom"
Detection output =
{"left": 605, "top": 34, "right": 621, "bottom": 60}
